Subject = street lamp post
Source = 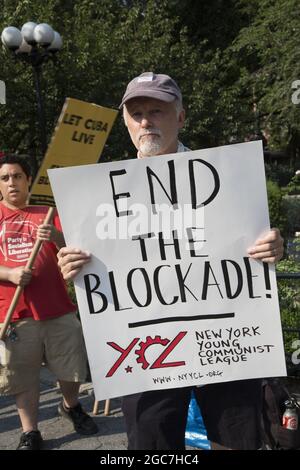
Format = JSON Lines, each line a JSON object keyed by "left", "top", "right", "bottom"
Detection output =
{"left": 1, "top": 22, "right": 62, "bottom": 172}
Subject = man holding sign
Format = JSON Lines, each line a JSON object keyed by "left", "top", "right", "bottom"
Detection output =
{"left": 0, "top": 155, "right": 98, "bottom": 450}
{"left": 57, "top": 73, "right": 284, "bottom": 450}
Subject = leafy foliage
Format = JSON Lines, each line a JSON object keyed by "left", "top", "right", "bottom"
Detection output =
{"left": 276, "top": 259, "right": 300, "bottom": 363}
{"left": 231, "top": 0, "right": 300, "bottom": 162}
{"left": 283, "top": 173, "right": 300, "bottom": 196}
{"left": 1, "top": 0, "right": 299, "bottom": 166}
{"left": 265, "top": 163, "right": 296, "bottom": 187}
{"left": 266, "top": 180, "right": 287, "bottom": 236}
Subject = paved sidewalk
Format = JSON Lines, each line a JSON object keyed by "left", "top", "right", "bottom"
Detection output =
{"left": 0, "top": 367, "right": 127, "bottom": 450}
{"left": 3, "top": 369, "right": 297, "bottom": 451}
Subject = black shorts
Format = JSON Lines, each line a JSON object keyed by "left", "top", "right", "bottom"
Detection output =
{"left": 194, "top": 379, "right": 263, "bottom": 449}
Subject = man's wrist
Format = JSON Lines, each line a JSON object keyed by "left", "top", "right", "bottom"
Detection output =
{"left": 52, "top": 228, "right": 65, "bottom": 248}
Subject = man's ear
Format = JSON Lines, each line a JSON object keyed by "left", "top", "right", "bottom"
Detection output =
{"left": 123, "top": 106, "right": 128, "bottom": 127}
{"left": 178, "top": 109, "right": 185, "bottom": 129}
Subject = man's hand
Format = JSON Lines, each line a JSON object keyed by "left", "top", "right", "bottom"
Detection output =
{"left": 247, "top": 228, "right": 284, "bottom": 263}
{"left": 57, "top": 247, "right": 91, "bottom": 281}
{"left": 37, "top": 223, "right": 55, "bottom": 242}
{"left": 37, "top": 223, "right": 65, "bottom": 249}
{"left": 8, "top": 267, "right": 32, "bottom": 286}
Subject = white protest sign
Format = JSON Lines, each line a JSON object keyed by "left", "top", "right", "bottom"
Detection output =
{"left": 49, "top": 141, "right": 286, "bottom": 400}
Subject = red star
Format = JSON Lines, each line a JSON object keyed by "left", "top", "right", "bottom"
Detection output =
{"left": 125, "top": 365, "right": 133, "bottom": 373}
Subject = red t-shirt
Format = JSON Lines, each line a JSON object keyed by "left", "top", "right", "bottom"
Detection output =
{"left": 0, "top": 203, "right": 76, "bottom": 322}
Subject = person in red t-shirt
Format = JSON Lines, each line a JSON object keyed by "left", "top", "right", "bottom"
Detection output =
{"left": 0, "top": 154, "right": 98, "bottom": 450}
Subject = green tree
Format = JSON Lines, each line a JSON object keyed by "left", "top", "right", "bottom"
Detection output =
{"left": 1, "top": 0, "right": 300, "bottom": 166}
{"left": 231, "top": 0, "right": 300, "bottom": 163}
{"left": 0, "top": 0, "right": 198, "bottom": 158}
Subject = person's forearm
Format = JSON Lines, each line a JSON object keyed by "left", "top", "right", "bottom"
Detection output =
{"left": 0, "top": 266, "right": 13, "bottom": 282}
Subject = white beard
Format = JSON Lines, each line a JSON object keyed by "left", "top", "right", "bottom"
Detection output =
{"left": 139, "top": 135, "right": 163, "bottom": 157}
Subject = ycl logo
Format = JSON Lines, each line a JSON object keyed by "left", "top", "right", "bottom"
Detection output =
{"left": 106, "top": 331, "right": 187, "bottom": 377}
